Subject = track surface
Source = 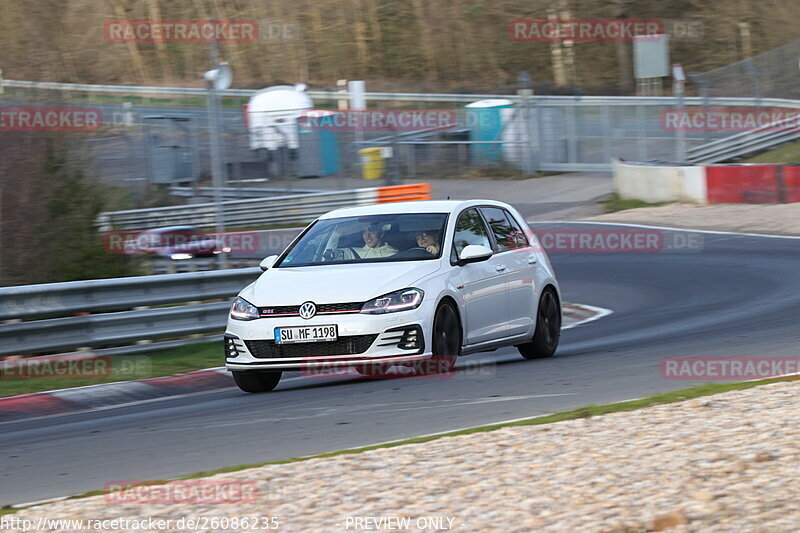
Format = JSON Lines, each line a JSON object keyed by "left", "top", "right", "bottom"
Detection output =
{"left": 3, "top": 223, "right": 799, "bottom": 507}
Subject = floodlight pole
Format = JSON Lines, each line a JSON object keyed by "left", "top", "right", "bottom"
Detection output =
{"left": 518, "top": 71, "right": 537, "bottom": 173}
{"left": 206, "top": 40, "right": 228, "bottom": 269}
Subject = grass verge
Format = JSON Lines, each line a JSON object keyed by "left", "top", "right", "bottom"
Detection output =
{"left": 441, "top": 168, "right": 562, "bottom": 180}
{"left": 742, "top": 141, "right": 800, "bottom": 163}
{"left": 3, "top": 374, "right": 796, "bottom": 514}
{"left": 600, "top": 193, "right": 668, "bottom": 213}
{"left": 0, "top": 341, "right": 221, "bottom": 398}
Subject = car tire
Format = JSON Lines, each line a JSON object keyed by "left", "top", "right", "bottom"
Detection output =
{"left": 518, "top": 288, "right": 561, "bottom": 360}
{"left": 417, "top": 300, "right": 461, "bottom": 374}
{"left": 232, "top": 370, "right": 282, "bottom": 393}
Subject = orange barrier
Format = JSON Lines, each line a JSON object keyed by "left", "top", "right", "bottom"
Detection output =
{"left": 376, "top": 183, "right": 432, "bottom": 203}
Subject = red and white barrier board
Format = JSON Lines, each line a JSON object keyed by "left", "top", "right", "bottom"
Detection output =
{"left": 615, "top": 160, "right": 800, "bottom": 205}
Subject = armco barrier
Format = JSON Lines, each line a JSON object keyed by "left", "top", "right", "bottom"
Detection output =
{"left": 0, "top": 301, "right": 231, "bottom": 355}
{"left": 0, "top": 268, "right": 261, "bottom": 321}
{"left": 0, "top": 268, "right": 264, "bottom": 355}
{"left": 615, "top": 160, "right": 800, "bottom": 205}
{"left": 98, "top": 183, "right": 431, "bottom": 231}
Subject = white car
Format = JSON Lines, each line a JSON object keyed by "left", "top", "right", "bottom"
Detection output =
{"left": 225, "top": 200, "right": 561, "bottom": 392}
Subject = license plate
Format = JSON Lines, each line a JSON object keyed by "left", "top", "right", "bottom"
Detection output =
{"left": 274, "top": 325, "right": 338, "bottom": 344}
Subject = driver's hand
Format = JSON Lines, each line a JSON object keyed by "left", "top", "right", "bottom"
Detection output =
{"left": 425, "top": 245, "right": 439, "bottom": 255}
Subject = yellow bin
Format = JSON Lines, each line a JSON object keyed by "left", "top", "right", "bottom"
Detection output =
{"left": 359, "top": 147, "right": 385, "bottom": 180}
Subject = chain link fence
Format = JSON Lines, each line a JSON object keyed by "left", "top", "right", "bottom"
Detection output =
{"left": 691, "top": 40, "right": 800, "bottom": 100}
{"left": 3, "top": 73, "right": 800, "bottom": 200}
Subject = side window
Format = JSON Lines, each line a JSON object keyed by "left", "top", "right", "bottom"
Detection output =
{"left": 503, "top": 210, "right": 530, "bottom": 249}
{"left": 452, "top": 208, "right": 492, "bottom": 260}
{"left": 480, "top": 207, "right": 520, "bottom": 252}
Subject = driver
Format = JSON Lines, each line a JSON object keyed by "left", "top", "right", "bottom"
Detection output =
{"left": 415, "top": 230, "right": 440, "bottom": 255}
{"left": 359, "top": 223, "right": 398, "bottom": 258}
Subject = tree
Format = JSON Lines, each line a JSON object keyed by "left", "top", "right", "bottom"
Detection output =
{"left": 0, "top": 133, "right": 139, "bottom": 286}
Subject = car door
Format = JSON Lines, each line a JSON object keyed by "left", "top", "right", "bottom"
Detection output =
{"left": 452, "top": 208, "right": 509, "bottom": 344}
{"left": 479, "top": 207, "right": 537, "bottom": 337}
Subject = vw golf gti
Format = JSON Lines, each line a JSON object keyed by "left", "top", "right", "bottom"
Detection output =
{"left": 225, "top": 200, "right": 561, "bottom": 392}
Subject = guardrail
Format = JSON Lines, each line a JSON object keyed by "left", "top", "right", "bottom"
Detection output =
{"left": 687, "top": 115, "right": 800, "bottom": 163}
{"left": 170, "top": 186, "right": 323, "bottom": 199}
{"left": 0, "top": 301, "right": 233, "bottom": 355}
{"left": 98, "top": 183, "right": 431, "bottom": 231}
{"left": 7, "top": 77, "right": 800, "bottom": 108}
{"left": 0, "top": 267, "right": 264, "bottom": 356}
{"left": 0, "top": 268, "right": 261, "bottom": 322}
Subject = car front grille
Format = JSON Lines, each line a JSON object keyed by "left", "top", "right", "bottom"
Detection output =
{"left": 258, "top": 302, "right": 363, "bottom": 317}
{"left": 245, "top": 334, "right": 378, "bottom": 358}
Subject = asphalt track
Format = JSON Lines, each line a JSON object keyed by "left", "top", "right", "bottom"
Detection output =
{"left": 2, "top": 222, "right": 800, "bottom": 507}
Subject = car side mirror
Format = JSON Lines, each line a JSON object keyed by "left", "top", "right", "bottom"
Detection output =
{"left": 260, "top": 255, "right": 278, "bottom": 271}
{"left": 458, "top": 245, "right": 493, "bottom": 266}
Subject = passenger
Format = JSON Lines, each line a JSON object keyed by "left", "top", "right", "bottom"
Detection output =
{"left": 415, "top": 230, "right": 440, "bottom": 255}
{"left": 359, "top": 223, "right": 398, "bottom": 258}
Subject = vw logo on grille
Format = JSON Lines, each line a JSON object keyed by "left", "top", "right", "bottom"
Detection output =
{"left": 299, "top": 301, "right": 317, "bottom": 319}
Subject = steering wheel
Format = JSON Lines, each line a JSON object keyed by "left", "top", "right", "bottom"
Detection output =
{"left": 322, "top": 248, "right": 361, "bottom": 261}
{"left": 395, "top": 247, "right": 434, "bottom": 259}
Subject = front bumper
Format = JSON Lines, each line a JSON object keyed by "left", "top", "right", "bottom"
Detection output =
{"left": 224, "top": 302, "right": 433, "bottom": 371}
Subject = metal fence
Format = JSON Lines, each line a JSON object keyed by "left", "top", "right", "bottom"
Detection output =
{"left": 691, "top": 40, "right": 800, "bottom": 100}
{"left": 3, "top": 76, "right": 800, "bottom": 187}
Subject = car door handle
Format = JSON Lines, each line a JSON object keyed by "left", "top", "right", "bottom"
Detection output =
{"left": 527, "top": 255, "right": 538, "bottom": 264}
{"left": 496, "top": 264, "right": 507, "bottom": 272}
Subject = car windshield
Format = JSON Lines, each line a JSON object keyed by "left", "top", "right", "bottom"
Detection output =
{"left": 276, "top": 213, "right": 448, "bottom": 267}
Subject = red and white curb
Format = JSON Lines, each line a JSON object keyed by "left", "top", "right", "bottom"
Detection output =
{"left": 0, "top": 368, "right": 231, "bottom": 424}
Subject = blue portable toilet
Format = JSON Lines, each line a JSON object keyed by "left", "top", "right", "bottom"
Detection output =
{"left": 466, "top": 99, "right": 514, "bottom": 164}
{"left": 296, "top": 110, "right": 341, "bottom": 177}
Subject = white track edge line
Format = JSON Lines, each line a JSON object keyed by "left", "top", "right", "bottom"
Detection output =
{"left": 528, "top": 220, "right": 800, "bottom": 239}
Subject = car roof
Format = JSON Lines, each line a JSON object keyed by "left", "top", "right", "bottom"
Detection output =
{"left": 317, "top": 199, "right": 513, "bottom": 219}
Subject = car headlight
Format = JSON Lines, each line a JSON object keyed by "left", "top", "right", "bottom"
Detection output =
{"left": 361, "top": 288, "right": 424, "bottom": 314}
{"left": 230, "top": 297, "right": 259, "bottom": 321}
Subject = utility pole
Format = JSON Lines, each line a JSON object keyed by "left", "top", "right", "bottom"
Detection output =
{"left": 518, "top": 71, "right": 538, "bottom": 173}
{"left": 204, "top": 40, "right": 233, "bottom": 269}
{"left": 673, "top": 64, "right": 687, "bottom": 162}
